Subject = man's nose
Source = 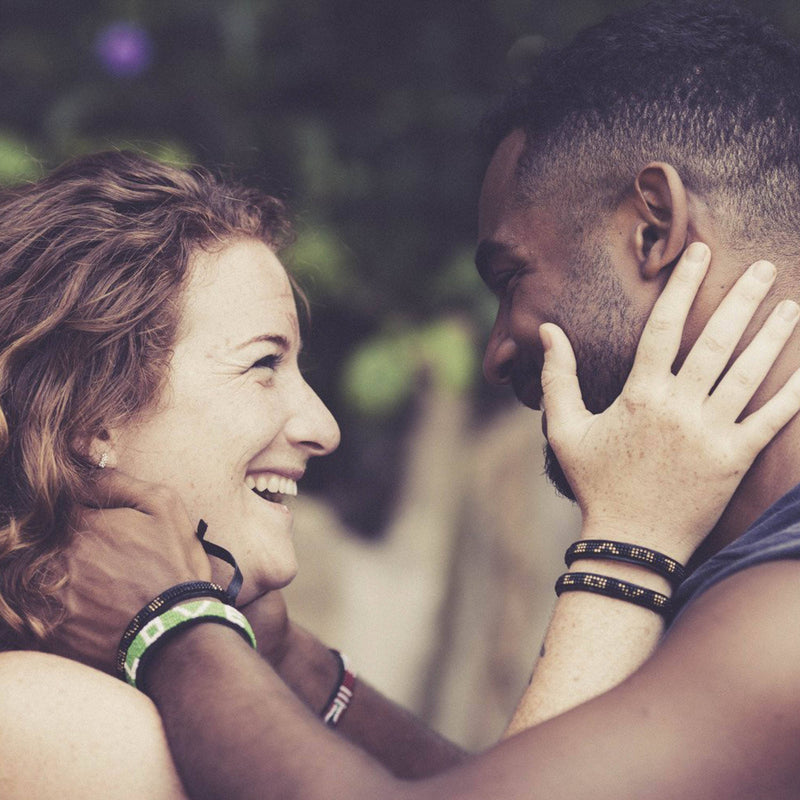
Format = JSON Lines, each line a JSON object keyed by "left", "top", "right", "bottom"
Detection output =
{"left": 482, "top": 315, "right": 517, "bottom": 385}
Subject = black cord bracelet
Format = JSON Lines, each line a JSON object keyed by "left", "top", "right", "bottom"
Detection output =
{"left": 565, "top": 540, "right": 686, "bottom": 588}
{"left": 555, "top": 571, "right": 673, "bottom": 618}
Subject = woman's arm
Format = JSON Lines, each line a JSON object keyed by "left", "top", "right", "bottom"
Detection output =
{"left": 507, "top": 245, "right": 800, "bottom": 731}
{"left": 0, "top": 651, "right": 187, "bottom": 800}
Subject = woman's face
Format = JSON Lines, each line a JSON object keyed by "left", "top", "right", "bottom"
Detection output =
{"left": 108, "top": 238, "right": 340, "bottom": 604}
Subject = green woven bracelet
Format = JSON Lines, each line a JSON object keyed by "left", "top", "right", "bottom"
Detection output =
{"left": 123, "top": 598, "right": 257, "bottom": 689}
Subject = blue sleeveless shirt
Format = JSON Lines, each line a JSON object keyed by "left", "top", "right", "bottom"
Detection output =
{"left": 672, "top": 482, "right": 800, "bottom": 621}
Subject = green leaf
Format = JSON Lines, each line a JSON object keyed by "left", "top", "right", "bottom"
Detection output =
{"left": 0, "top": 132, "right": 41, "bottom": 184}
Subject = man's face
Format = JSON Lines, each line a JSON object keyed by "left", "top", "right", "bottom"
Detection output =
{"left": 477, "top": 130, "right": 645, "bottom": 497}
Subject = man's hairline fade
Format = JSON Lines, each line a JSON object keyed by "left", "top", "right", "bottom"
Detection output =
{"left": 480, "top": 0, "right": 800, "bottom": 258}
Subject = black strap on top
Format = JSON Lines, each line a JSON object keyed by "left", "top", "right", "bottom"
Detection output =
{"left": 196, "top": 519, "right": 244, "bottom": 606}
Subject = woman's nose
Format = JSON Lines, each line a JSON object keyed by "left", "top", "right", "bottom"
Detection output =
{"left": 288, "top": 381, "right": 341, "bottom": 457}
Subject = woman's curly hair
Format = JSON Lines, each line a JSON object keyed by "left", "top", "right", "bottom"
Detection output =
{"left": 0, "top": 150, "right": 292, "bottom": 649}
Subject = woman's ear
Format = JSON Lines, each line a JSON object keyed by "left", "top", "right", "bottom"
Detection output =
{"left": 633, "top": 162, "right": 689, "bottom": 279}
{"left": 74, "top": 430, "right": 117, "bottom": 469}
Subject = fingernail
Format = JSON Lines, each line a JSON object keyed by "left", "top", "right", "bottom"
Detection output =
{"left": 685, "top": 242, "right": 709, "bottom": 263}
{"left": 752, "top": 260, "right": 776, "bottom": 282}
{"left": 539, "top": 324, "right": 552, "bottom": 351}
{"left": 778, "top": 299, "right": 800, "bottom": 321}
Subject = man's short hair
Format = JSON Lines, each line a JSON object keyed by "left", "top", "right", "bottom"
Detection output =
{"left": 485, "top": 1, "right": 800, "bottom": 243}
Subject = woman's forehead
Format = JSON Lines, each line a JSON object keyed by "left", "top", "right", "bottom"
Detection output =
{"left": 179, "top": 239, "right": 299, "bottom": 349}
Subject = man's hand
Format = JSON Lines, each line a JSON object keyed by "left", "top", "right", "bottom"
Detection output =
{"left": 49, "top": 470, "right": 211, "bottom": 673}
{"left": 240, "top": 590, "right": 292, "bottom": 668}
{"left": 540, "top": 242, "right": 800, "bottom": 562}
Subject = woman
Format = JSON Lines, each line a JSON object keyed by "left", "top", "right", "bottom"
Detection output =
{"left": 0, "top": 151, "right": 797, "bottom": 798}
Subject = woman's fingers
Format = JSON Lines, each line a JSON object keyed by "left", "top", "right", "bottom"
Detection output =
{"left": 676, "top": 259, "right": 777, "bottom": 396}
{"left": 738, "top": 366, "right": 800, "bottom": 454}
{"left": 709, "top": 299, "right": 800, "bottom": 421}
{"left": 627, "top": 242, "right": 710, "bottom": 383}
{"left": 539, "top": 322, "right": 590, "bottom": 437}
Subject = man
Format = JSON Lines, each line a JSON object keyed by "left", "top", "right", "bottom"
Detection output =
{"left": 24, "top": 2, "right": 800, "bottom": 798}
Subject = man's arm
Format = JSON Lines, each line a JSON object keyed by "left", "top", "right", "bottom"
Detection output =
{"left": 49, "top": 245, "right": 800, "bottom": 786}
{"left": 143, "top": 561, "right": 800, "bottom": 800}
{"left": 272, "top": 619, "right": 469, "bottom": 776}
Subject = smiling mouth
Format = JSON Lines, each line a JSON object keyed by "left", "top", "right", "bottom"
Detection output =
{"left": 245, "top": 473, "right": 298, "bottom": 504}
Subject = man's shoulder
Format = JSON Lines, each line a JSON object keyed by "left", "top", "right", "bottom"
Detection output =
{"left": 659, "top": 556, "right": 800, "bottom": 721}
{"left": 674, "top": 482, "right": 800, "bottom": 615}
{"left": 606, "top": 559, "right": 800, "bottom": 796}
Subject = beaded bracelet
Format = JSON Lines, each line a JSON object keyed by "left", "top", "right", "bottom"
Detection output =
{"left": 114, "top": 580, "right": 230, "bottom": 680}
{"left": 322, "top": 649, "right": 357, "bottom": 727}
{"left": 555, "top": 571, "right": 673, "bottom": 618}
{"left": 565, "top": 539, "right": 686, "bottom": 588}
{"left": 122, "top": 598, "right": 257, "bottom": 691}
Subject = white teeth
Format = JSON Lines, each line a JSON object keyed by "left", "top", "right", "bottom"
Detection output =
{"left": 247, "top": 473, "right": 299, "bottom": 498}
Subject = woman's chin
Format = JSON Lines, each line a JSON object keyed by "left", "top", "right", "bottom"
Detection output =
{"left": 236, "top": 557, "right": 298, "bottom": 604}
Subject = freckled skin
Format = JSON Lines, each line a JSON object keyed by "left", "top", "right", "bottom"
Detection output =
{"left": 108, "top": 239, "right": 340, "bottom": 604}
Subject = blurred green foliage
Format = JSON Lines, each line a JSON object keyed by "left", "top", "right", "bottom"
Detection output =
{"left": 2, "top": 0, "right": 799, "bottom": 530}
{"left": 343, "top": 317, "right": 477, "bottom": 416}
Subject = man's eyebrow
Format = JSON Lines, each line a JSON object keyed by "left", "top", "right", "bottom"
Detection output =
{"left": 474, "top": 240, "right": 513, "bottom": 284}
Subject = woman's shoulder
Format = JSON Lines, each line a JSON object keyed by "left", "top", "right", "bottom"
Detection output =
{"left": 0, "top": 650, "right": 187, "bottom": 799}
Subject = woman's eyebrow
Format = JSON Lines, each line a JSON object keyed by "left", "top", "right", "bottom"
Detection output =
{"left": 232, "top": 333, "right": 306, "bottom": 355}
{"left": 233, "top": 334, "right": 291, "bottom": 351}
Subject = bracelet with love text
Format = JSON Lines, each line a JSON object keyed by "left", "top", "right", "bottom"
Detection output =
{"left": 121, "top": 597, "right": 257, "bottom": 691}
{"left": 114, "top": 580, "right": 230, "bottom": 680}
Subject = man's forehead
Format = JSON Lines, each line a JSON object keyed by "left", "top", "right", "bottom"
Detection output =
{"left": 478, "top": 130, "right": 528, "bottom": 234}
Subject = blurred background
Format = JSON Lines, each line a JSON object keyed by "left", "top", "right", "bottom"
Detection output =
{"left": 3, "top": 0, "right": 799, "bottom": 748}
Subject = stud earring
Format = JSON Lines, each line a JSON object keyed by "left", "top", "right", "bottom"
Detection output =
{"left": 97, "top": 452, "right": 109, "bottom": 469}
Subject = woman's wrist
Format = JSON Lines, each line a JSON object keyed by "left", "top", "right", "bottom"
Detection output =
{"left": 565, "top": 558, "right": 672, "bottom": 596}
{"left": 578, "top": 519, "right": 697, "bottom": 566}
{"left": 558, "top": 530, "right": 691, "bottom": 620}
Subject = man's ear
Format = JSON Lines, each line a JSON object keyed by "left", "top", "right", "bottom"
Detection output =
{"left": 633, "top": 162, "right": 689, "bottom": 279}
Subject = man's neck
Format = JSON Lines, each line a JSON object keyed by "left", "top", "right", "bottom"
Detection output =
{"left": 690, "top": 412, "right": 800, "bottom": 570}
{"left": 676, "top": 236, "right": 800, "bottom": 570}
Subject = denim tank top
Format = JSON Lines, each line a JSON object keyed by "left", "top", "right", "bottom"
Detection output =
{"left": 672, "top": 482, "right": 800, "bottom": 622}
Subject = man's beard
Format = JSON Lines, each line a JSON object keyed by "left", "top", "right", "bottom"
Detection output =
{"left": 541, "top": 244, "right": 644, "bottom": 501}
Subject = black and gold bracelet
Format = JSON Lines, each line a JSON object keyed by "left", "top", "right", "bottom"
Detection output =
{"left": 565, "top": 539, "right": 686, "bottom": 588}
{"left": 555, "top": 571, "right": 673, "bottom": 618}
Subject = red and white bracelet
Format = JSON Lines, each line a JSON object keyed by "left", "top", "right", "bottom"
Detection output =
{"left": 322, "top": 649, "right": 357, "bottom": 727}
